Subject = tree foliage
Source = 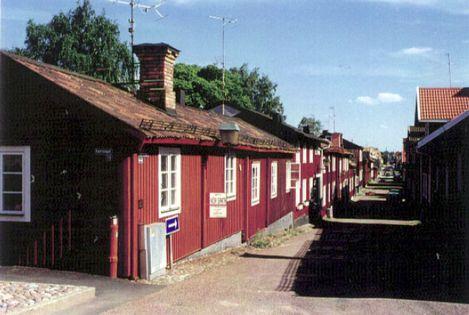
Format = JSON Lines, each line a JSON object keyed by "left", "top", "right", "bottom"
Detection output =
{"left": 13, "top": 0, "right": 132, "bottom": 83}
{"left": 174, "top": 63, "right": 284, "bottom": 117}
{"left": 298, "top": 116, "right": 323, "bottom": 136}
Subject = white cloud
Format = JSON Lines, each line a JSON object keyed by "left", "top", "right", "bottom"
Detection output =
{"left": 356, "top": 96, "right": 379, "bottom": 105}
{"left": 377, "top": 92, "right": 403, "bottom": 103}
{"left": 356, "top": 92, "right": 403, "bottom": 105}
{"left": 398, "top": 47, "right": 433, "bottom": 56}
{"left": 355, "top": 0, "right": 469, "bottom": 15}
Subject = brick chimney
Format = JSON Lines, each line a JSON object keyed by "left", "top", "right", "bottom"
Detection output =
{"left": 133, "top": 43, "right": 180, "bottom": 115}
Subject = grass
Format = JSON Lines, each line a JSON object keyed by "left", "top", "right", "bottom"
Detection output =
{"left": 249, "top": 225, "right": 311, "bottom": 249}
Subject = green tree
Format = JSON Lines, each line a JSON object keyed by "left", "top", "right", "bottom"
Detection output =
{"left": 174, "top": 63, "right": 284, "bottom": 117}
{"left": 13, "top": 0, "right": 132, "bottom": 83}
{"left": 298, "top": 116, "right": 323, "bottom": 136}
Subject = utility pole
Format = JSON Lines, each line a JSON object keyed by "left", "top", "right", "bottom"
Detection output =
{"left": 446, "top": 53, "right": 452, "bottom": 88}
{"left": 209, "top": 15, "right": 237, "bottom": 115}
{"left": 108, "top": 0, "right": 166, "bottom": 89}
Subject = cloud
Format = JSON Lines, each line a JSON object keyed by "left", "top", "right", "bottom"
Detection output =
{"left": 377, "top": 92, "right": 403, "bottom": 103}
{"left": 356, "top": 92, "right": 403, "bottom": 105}
{"left": 380, "top": 124, "right": 389, "bottom": 129}
{"left": 355, "top": 0, "right": 469, "bottom": 15}
{"left": 398, "top": 47, "right": 433, "bottom": 56}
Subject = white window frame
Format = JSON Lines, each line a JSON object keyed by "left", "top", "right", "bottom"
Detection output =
{"left": 309, "top": 148, "right": 314, "bottom": 163}
{"left": 302, "top": 147, "right": 307, "bottom": 163}
{"left": 158, "top": 147, "right": 181, "bottom": 218}
{"left": 332, "top": 157, "right": 336, "bottom": 172}
{"left": 270, "top": 161, "right": 278, "bottom": 199}
{"left": 251, "top": 162, "right": 261, "bottom": 206}
{"left": 286, "top": 161, "right": 291, "bottom": 193}
{"left": 302, "top": 178, "right": 307, "bottom": 202}
{"left": 0, "top": 146, "right": 31, "bottom": 222}
{"left": 309, "top": 177, "right": 314, "bottom": 199}
{"left": 224, "top": 154, "right": 237, "bottom": 201}
{"left": 295, "top": 149, "right": 300, "bottom": 163}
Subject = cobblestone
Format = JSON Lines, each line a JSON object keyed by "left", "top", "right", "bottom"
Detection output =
{"left": 0, "top": 281, "right": 87, "bottom": 314}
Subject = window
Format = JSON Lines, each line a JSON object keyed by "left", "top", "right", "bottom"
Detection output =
{"left": 225, "top": 154, "right": 236, "bottom": 200}
{"left": 286, "top": 161, "right": 291, "bottom": 193}
{"left": 332, "top": 157, "right": 336, "bottom": 171}
{"left": 0, "top": 147, "right": 31, "bottom": 222}
{"left": 158, "top": 147, "right": 181, "bottom": 218}
{"left": 302, "top": 147, "right": 307, "bottom": 163}
{"left": 271, "top": 162, "right": 278, "bottom": 198}
{"left": 251, "top": 162, "right": 261, "bottom": 205}
{"left": 302, "top": 178, "right": 307, "bottom": 202}
{"left": 309, "top": 148, "right": 314, "bottom": 163}
{"left": 295, "top": 149, "right": 300, "bottom": 163}
{"left": 309, "top": 177, "right": 314, "bottom": 199}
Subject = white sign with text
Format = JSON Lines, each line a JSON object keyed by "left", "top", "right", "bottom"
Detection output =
{"left": 209, "top": 193, "right": 227, "bottom": 218}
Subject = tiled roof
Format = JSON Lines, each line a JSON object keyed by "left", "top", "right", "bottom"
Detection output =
{"left": 418, "top": 87, "right": 469, "bottom": 121}
{"left": 3, "top": 52, "right": 294, "bottom": 153}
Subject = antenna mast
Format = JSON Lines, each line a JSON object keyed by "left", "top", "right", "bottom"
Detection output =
{"left": 108, "top": 0, "right": 166, "bottom": 89}
{"left": 446, "top": 53, "right": 452, "bottom": 88}
{"left": 209, "top": 15, "right": 237, "bottom": 115}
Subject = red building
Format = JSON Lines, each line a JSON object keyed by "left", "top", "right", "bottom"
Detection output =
{"left": 0, "top": 44, "right": 298, "bottom": 279}
{"left": 320, "top": 131, "right": 354, "bottom": 217}
{"left": 211, "top": 104, "right": 329, "bottom": 225}
{"left": 343, "top": 138, "right": 364, "bottom": 195}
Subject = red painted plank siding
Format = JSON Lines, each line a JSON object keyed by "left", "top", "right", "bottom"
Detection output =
{"left": 268, "top": 159, "right": 294, "bottom": 223}
{"left": 247, "top": 159, "right": 267, "bottom": 238}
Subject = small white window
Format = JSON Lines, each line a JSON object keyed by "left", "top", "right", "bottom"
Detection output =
{"left": 251, "top": 162, "right": 261, "bottom": 206}
{"left": 0, "top": 146, "right": 31, "bottom": 222}
{"left": 295, "top": 149, "right": 300, "bottom": 163}
{"left": 286, "top": 161, "right": 291, "bottom": 193}
{"left": 309, "top": 177, "right": 314, "bottom": 199}
{"left": 225, "top": 154, "right": 236, "bottom": 200}
{"left": 302, "top": 178, "right": 307, "bottom": 202}
{"left": 158, "top": 147, "right": 181, "bottom": 218}
{"left": 271, "top": 161, "right": 278, "bottom": 199}
{"left": 332, "top": 157, "right": 336, "bottom": 172}
{"left": 302, "top": 147, "right": 307, "bottom": 163}
{"left": 309, "top": 148, "right": 314, "bottom": 163}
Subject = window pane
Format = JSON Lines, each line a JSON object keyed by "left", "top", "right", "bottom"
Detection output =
{"left": 161, "top": 191, "right": 168, "bottom": 207}
{"left": 161, "top": 173, "right": 168, "bottom": 189}
{"left": 170, "top": 155, "right": 176, "bottom": 171}
{"left": 3, "top": 155, "right": 22, "bottom": 172}
{"left": 170, "top": 189, "right": 176, "bottom": 205}
{"left": 171, "top": 173, "right": 176, "bottom": 189}
{"left": 3, "top": 193, "right": 22, "bottom": 211}
{"left": 161, "top": 155, "right": 168, "bottom": 171}
{"left": 3, "top": 174, "right": 22, "bottom": 192}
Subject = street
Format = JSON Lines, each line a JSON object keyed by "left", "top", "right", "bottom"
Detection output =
{"left": 105, "top": 184, "right": 468, "bottom": 315}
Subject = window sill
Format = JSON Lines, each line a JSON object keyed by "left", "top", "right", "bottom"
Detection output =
{"left": 226, "top": 195, "right": 236, "bottom": 202}
{"left": 270, "top": 194, "right": 277, "bottom": 199}
{"left": 251, "top": 200, "right": 260, "bottom": 206}
{"left": 159, "top": 207, "right": 181, "bottom": 219}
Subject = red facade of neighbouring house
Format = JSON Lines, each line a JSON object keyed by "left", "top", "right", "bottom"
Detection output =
{"left": 0, "top": 44, "right": 297, "bottom": 279}
{"left": 211, "top": 104, "right": 329, "bottom": 225}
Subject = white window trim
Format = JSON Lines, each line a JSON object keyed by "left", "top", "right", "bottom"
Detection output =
{"left": 295, "top": 149, "right": 300, "bottom": 163}
{"left": 158, "top": 147, "right": 181, "bottom": 218}
{"left": 251, "top": 162, "right": 261, "bottom": 206}
{"left": 302, "top": 147, "right": 307, "bottom": 163}
{"left": 286, "top": 161, "right": 291, "bottom": 193}
{"left": 271, "top": 161, "right": 278, "bottom": 199}
{"left": 309, "top": 177, "right": 314, "bottom": 200}
{"left": 0, "top": 146, "right": 31, "bottom": 222}
{"left": 309, "top": 148, "right": 313, "bottom": 163}
{"left": 302, "top": 178, "right": 307, "bottom": 202}
{"left": 224, "top": 154, "right": 237, "bottom": 201}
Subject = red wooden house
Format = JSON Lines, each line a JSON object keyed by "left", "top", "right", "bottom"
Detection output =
{"left": 211, "top": 104, "right": 330, "bottom": 225}
{"left": 0, "top": 43, "right": 297, "bottom": 279}
{"left": 320, "top": 131, "right": 353, "bottom": 217}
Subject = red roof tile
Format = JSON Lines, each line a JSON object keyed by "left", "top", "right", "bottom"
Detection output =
{"left": 3, "top": 52, "right": 294, "bottom": 153}
{"left": 418, "top": 87, "right": 469, "bottom": 121}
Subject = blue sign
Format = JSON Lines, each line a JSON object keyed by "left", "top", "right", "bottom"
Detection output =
{"left": 165, "top": 216, "right": 180, "bottom": 235}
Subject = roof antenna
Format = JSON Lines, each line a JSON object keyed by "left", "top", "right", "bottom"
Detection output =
{"left": 329, "top": 106, "right": 336, "bottom": 132}
{"left": 108, "top": 0, "right": 167, "bottom": 91}
{"left": 446, "top": 53, "right": 452, "bottom": 87}
{"left": 209, "top": 15, "right": 238, "bottom": 115}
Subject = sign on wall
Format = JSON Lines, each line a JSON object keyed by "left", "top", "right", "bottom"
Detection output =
{"left": 209, "top": 193, "right": 227, "bottom": 218}
{"left": 165, "top": 216, "right": 180, "bottom": 235}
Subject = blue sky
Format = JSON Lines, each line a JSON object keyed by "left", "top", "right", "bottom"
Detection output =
{"left": 2, "top": 0, "right": 469, "bottom": 151}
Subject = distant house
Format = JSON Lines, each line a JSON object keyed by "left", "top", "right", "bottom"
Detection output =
{"left": 212, "top": 104, "right": 329, "bottom": 225}
{"left": 417, "top": 110, "right": 468, "bottom": 227}
{"left": 404, "top": 87, "right": 469, "bottom": 204}
{"left": 320, "top": 131, "right": 354, "bottom": 217}
{"left": 0, "top": 43, "right": 297, "bottom": 279}
{"left": 343, "top": 138, "right": 364, "bottom": 194}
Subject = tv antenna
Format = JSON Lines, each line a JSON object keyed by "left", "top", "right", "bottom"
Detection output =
{"left": 446, "top": 53, "right": 452, "bottom": 87}
{"left": 329, "top": 106, "right": 336, "bottom": 132}
{"left": 108, "top": 0, "right": 167, "bottom": 87}
{"left": 209, "top": 15, "right": 237, "bottom": 115}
